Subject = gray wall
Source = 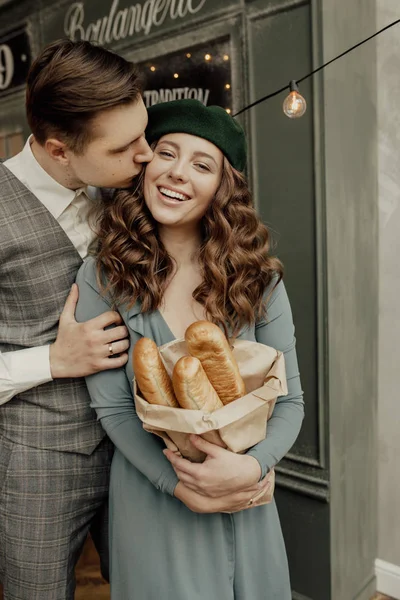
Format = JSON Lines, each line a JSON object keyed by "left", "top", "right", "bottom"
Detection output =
{"left": 377, "top": 0, "right": 400, "bottom": 569}
{"left": 320, "top": 0, "right": 378, "bottom": 598}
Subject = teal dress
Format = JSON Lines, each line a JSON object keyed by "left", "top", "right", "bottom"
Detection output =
{"left": 75, "top": 257, "right": 304, "bottom": 600}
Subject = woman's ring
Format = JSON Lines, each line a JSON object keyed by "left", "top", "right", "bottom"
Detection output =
{"left": 109, "top": 343, "right": 114, "bottom": 356}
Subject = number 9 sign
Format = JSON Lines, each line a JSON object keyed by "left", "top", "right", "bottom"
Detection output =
{"left": 0, "top": 44, "right": 14, "bottom": 90}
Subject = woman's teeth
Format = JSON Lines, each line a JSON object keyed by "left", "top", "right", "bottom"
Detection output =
{"left": 159, "top": 187, "right": 189, "bottom": 201}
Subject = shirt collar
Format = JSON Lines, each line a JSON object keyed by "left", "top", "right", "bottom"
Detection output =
{"left": 14, "top": 137, "right": 90, "bottom": 219}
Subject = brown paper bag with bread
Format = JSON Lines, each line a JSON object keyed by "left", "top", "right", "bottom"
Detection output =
{"left": 133, "top": 326, "right": 288, "bottom": 509}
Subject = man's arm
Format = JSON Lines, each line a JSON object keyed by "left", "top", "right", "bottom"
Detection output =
{"left": 0, "top": 284, "right": 129, "bottom": 405}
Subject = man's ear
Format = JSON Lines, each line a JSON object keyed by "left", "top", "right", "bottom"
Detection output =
{"left": 44, "top": 138, "right": 71, "bottom": 165}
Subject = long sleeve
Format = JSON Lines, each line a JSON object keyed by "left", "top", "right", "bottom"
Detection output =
{"left": 75, "top": 258, "right": 179, "bottom": 496}
{"left": 0, "top": 346, "right": 52, "bottom": 405}
{"left": 246, "top": 279, "right": 305, "bottom": 478}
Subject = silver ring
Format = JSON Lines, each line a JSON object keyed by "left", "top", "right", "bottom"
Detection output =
{"left": 248, "top": 497, "right": 254, "bottom": 506}
{"left": 108, "top": 343, "right": 114, "bottom": 356}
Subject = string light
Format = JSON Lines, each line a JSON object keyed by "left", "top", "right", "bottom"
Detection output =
{"left": 186, "top": 53, "right": 191, "bottom": 58}
{"left": 225, "top": 83, "right": 231, "bottom": 90}
{"left": 150, "top": 66, "right": 156, "bottom": 72}
{"left": 173, "top": 73, "right": 179, "bottom": 79}
{"left": 226, "top": 108, "right": 231, "bottom": 114}
{"left": 223, "top": 54, "right": 229, "bottom": 61}
{"left": 282, "top": 81, "right": 307, "bottom": 118}
{"left": 204, "top": 54, "right": 211, "bottom": 61}
{"left": 232, "top": 17, "right": 400, "bottom": 119}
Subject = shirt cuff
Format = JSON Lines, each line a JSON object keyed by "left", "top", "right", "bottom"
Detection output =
{"left": 8, "top": 345, "right": 52, "bottom": 392}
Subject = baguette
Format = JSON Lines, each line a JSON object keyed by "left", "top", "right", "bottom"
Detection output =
{"left": 133, "top": 337, "right": 179, "bottom": 407}
{"left": 172, "top": 356, "right": 223, "bottom": 412}
{"left": 185, "top": 321, "right": 246, "bottom": 405}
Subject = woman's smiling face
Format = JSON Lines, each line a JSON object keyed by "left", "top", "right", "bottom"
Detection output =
{"left": 143, "top": 132, "right": 223, "bottom": 229}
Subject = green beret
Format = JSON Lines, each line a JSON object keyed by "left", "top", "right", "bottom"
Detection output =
{"left": 146, "top": 99, "right": 247, "bottom": 172}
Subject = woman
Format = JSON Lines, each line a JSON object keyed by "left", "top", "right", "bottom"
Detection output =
{"left": 75, "top": 99, "right": 304, "bottom": 599}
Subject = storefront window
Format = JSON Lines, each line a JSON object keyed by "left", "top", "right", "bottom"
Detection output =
{"left": 139, "top": 37, "right": 232, "bottom": 111}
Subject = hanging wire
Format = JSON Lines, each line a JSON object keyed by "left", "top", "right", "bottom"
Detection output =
{"left": 232, "top": 17, "right": 400, "bottom": 117}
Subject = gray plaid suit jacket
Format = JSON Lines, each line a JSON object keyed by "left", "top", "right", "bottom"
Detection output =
{"left": 0, "top": 162, "right": 105, "bottom": 454}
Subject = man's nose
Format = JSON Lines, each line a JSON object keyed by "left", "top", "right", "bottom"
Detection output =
{"left": 135, "top": 137, "right": 154, "bottom": 163}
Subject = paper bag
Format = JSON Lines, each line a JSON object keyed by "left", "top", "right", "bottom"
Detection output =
{"left": 133, "top": 338, "right": 287, "bottom": 507}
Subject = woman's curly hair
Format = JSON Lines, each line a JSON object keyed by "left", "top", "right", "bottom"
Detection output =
{"left": 95, "top": 157, "right": 283, "bottom": 337}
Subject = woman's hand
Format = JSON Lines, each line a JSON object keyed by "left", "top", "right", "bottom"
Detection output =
{"left": 164, "top": 435, "right": 262, "bottom": 498}
{"left": 174, "top": 481, "right": 257, "bottom": 514}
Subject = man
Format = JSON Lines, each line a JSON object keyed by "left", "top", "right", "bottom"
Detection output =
{"left": 0, "top": 38, "right": 153, "bottom": 599}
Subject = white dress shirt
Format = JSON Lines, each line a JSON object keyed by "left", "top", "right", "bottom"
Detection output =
{"left": 0, "top": 137, "right": 97, "bottom": 405}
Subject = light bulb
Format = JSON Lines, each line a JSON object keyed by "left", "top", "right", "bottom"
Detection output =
{"left": 283, "top": 80, "right": 307, "bottom": 118}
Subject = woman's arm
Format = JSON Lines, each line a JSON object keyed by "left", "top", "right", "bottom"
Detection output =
{"left": 75, "top": 257, "right": 179, "bottom": 496}
{"left": 246, "top": 279, "right": 305, "bottom": 478}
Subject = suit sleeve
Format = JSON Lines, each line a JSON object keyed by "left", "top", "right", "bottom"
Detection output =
{"left": 75, "top": 257, "right": 179, "bottom": 496}
{"left": 246, "top": 279, "right": 305, "bottom": 478}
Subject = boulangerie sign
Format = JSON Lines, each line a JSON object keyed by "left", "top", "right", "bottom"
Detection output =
{"left": 64, "top": 0, "right": 208, "bottom": 44}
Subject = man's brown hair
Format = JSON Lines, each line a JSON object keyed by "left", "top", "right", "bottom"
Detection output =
{"left": 26, "top": 39, "right": 143, "bottom": 154}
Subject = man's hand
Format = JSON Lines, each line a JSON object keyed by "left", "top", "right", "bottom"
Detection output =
{"left": 49, "top": 284, "right": 129, "bottom": 378}
{"left": 164, "top": 435, "right": 262, "bottom": 498}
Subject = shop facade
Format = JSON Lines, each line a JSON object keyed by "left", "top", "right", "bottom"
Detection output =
{"left": 0, "top": 1, "right": 378, "bottom": 598}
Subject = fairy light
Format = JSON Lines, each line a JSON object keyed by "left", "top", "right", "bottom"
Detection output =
{"left": 225, "top": 83, "right": 231, "bottom": 90}
{"left": 186, "top": 53, "right": 191, "bottom": 58}
{"left": 223, "top": 54, "right": 229, "bottom": 61}
{"left": 232, "top": 17, "right": 400, "bottom": 119}
{"left": 204, "top": 53, "right": 211, "bottom": 61}
{"left": 150, "top": 66, "right": 156, "bottom": 72}
{"left": 282, "top": 81, "right": 307, "bottom": 118}
{"left": 173, "top": 73, "right": 179, "bottom": 79}
{"left": 226, "top": 108, "right": 231, "bottom": 114}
